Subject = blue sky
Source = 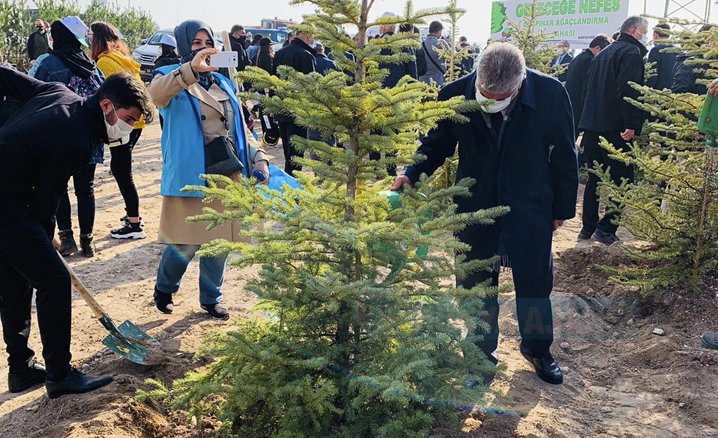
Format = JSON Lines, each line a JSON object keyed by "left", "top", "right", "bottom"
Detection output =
{"left": 45, "top": 0, "right": 718, "bottom": 43}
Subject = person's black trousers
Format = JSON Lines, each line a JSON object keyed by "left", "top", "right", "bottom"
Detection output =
{"left": 278, "top": 120, "right": 306, "bottom": 176}
{"left": 56, "top": 163, "right": 97, "bottom": 235}
{"left": 110, "top": 128, "right": 142, "bottom": 218}
{"left": 0, "top": 205, "right": 72, "bottom": 381}
{"left": 581, "top": 130, "right": 635, "bottom": 234}
{"left": 458, "top": 239, "right": 554, "bottom": 360}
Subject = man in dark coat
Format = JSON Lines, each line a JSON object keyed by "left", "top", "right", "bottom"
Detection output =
{"left": 392, "top": 42, "right": 578, "bottom": 385}
{"left": 371, "top": 20, "right": 418, "bottom": 176}
{"left": 273, "top": 27, "right": 316, "bottom": 176}
{"left": 671, "top": 25, "right": 716, "bottom": 96}
{"left": 378, "top": 22, "right": 418, "bottom": 87}
{"left": 646, "top": 23, "right": 677, "bottom": 91}
{"left": 565, "top": 34, "right": 611, "bottom": 139}
{"left": 27, "top": 19, "right": 50, "bottom": 63}
{"left": 551, "top": 40, "right": 573, "bottom": 82}
{"left": 313, "top": 42, "right": 336, "bottom": 75}
{"left": 579, "top": 16, "right": 649, "bottom": 245}
{"left": 229, "top": 24, "right": 250, "bottom": 72}
{"left": 0, "top": 67, "right": 153, "bottom": 398}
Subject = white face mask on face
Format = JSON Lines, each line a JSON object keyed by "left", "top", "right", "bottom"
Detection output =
{"left": 640, "top": 31, "right": 649, "bottom": 45}
{"left": 475, "top": 81, "right": 519, "bottom": 114}
{"left": 104, "top": 103, "right": 134, "bottom": 141}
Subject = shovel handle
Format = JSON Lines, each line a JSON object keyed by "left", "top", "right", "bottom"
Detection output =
{"left": 57, "top": 252, "right": 106, "bottom": 319}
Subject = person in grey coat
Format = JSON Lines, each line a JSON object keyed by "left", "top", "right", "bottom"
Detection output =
{"left": 419, "top": 21, "right": 449, "bottom": 86}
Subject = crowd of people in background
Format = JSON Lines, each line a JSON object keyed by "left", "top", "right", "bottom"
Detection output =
{"left": 4, "top": 8, "right": 718, "bottom": 402}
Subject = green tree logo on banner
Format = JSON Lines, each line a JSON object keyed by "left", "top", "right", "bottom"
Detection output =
{"left": 491, "top": 1, "right": 508, "bottom": 34}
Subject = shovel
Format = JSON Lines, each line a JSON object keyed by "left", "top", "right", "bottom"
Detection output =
{"left": 58, "top": 253, "right": 165, "bottom": 365}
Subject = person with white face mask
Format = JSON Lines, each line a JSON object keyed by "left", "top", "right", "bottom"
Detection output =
{"left": 0, "top": 68, "right": 153, "bottom": 398}
{"left": 578, "top": 16, "right": 650, "bottom": 246}
{"left": 392, "top": 42, "right": 578, "bottom": 387}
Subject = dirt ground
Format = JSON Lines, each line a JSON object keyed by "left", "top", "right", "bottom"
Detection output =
{"left": 0, "top": 120, "right": 717, "bottom": 438}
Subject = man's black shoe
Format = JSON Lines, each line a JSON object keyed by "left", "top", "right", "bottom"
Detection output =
{"left": 154, "top": 288, "right": 174, "bottom": 314}
{"left": 592, "top": 229, "right": 619, "bottom": 246}
{"left": 520, "top": 351, "right": 563, "bottom": 385}
{"left": 8, "top": 358, "right": 46, "bottom": 393}
{"left": 577, "top": 228, "right": 594, "bottom": 241}
{"left": 45, "top": 367, "right": 113, "bottom": 399}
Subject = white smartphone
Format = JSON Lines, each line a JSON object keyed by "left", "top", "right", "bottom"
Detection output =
{"left": 209, "top": 51, "right": 238, "bottom": 68}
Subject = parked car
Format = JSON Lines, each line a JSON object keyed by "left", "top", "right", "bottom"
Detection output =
{"left": 132, "top": 29, "right": 172, "bottom": 81}
{"left": 132, "top": 28, "right": 223, "bottom": 81}
{"left": 244, "top": 28, "right": 290, "bottom": 51}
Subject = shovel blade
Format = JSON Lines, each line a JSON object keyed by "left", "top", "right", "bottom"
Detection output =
{"left": 100, "top": 318, "right": 165, "bottom": 365}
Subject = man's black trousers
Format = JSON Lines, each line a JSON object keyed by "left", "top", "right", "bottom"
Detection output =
{"left": 458, "top": 237, "right": 555, "bottom": 360}
{"left": 581, "top": 131, "right": 635, "bottom": 234}
{"left": 0, "top": 205, "right": 72, "bottom": 381}
{"left": 278, "top": 120, "right": 307, "bottom": 176}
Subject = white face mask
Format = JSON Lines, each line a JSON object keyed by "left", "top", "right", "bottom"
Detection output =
{"left": 475, "top": 82, "right": 519, "bottom": 114}
{"left": 640, "top": 32, "right": 649, "bottom": 45}
{"left": 104, "top": 103, "right": 134, "bottom": 141}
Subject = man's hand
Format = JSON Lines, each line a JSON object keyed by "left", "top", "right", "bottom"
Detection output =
{"left": 253, "top": 160, "right": 270, "bottom": 185}
{"left": 620, "top": 129, "right": 635, "bottom": 142}
{"left": 190, "top": 48, "right": 219, "bottom": 73}
{"left": 553, "top": 220, "right": 565, "bottom": 232}
{"left": 710, "top": 79, "right": 718, "bottom": 97}
{"left": 52, "top": 238, "right": 61, "bottom": 250}
{"left": 390, "top": 175, "right": 411, "bottom": 191}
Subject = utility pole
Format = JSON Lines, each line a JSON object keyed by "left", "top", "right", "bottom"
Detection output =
{"left": 644, "top": 0, "right": 712, "bottom": 28}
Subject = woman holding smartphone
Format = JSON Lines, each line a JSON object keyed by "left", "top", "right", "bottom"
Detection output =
{"left": 147, "top": 20, "right": 270, "bottom": 320}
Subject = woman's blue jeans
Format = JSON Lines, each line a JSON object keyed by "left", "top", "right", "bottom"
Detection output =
{"left": 155, "top": 244, "right": 228, "bottom": 305}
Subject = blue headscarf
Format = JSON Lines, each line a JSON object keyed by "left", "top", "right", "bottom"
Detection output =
{"left": 174, "top": 19, "right": 215, "bottom": 88}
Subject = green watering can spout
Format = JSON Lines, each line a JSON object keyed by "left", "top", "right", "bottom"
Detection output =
{"left": 698, "top": 92, "right": 718, "bottom": 148}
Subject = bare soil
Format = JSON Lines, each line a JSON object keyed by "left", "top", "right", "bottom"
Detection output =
{"left": 0, "top": 121, "right": 716, "bottom": 437}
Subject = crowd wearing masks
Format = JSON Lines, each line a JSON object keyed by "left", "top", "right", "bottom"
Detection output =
{"left": 3, "top": 6, "right": 715, "bottom": 406}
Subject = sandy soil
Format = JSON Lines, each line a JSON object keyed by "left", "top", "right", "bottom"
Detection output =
{"left": 0, "top": 120, "right": 716, "bottom": 437}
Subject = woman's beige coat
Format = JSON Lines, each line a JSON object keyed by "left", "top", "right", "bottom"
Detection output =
{"left": 148, "top": 63, "right": 268, "bottom": 245}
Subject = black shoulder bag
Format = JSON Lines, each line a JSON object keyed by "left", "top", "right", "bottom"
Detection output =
{"left": 189, "top": 92, "right": 244, "bottom": 176}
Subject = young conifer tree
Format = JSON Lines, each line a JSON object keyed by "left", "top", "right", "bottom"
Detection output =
{"left": 595, "top": 24, "right": 718, "bottom": 292}
{"left": 139, "top": 1, "right": 507, "bottom": 435}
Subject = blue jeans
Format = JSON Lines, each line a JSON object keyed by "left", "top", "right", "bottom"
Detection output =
{"left": 155, "top": 244, "right": 228, "bottom": 305}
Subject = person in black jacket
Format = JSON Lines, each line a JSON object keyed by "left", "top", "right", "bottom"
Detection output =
{"left": 272, "top": 27, "right": 316, "bottom": 175}
{"left": 646, "top": 23, "right": 677, "bottom": 91}
{"left": 229, "top": 24, "right": 250, "bottom": 72}
{"left": 0, "top": 68, "right": 153, "bottom": 398}
{"left": 392, "top": 42, "right": 577, "bottom": 386}
{"left": 671, "top": 24, "right": 716, "bottom": 95}
{"left": 27, "top": 19, "right": 50, "bottom": 63}
{"left": 400, "top": 24, "right": 426, "bottom": 78}
{"left": 551, "top": 40, "right": 573, "bottom": 82}
{"left": 565, "top": 34, "right": 611, "bottom": 139}
{"left": 378, "top": 21, "right": 417, "bottom": 87}
{"left": 579, "top": 16, "right": 650, "bottom": 245}
{"left": 371, "top": 19, "right": 418, "bottom": 176}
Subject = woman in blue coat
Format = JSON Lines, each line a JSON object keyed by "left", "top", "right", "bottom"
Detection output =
{"left": 393, "top": 43, "right": 578, "bottom": 385}
{"left": 148, "top": 20, "right": 270, "bottom": 320}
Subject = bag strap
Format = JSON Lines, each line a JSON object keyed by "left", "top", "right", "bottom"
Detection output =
{"left": 423, "top": 40, "right": 446, "bottom": 74}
